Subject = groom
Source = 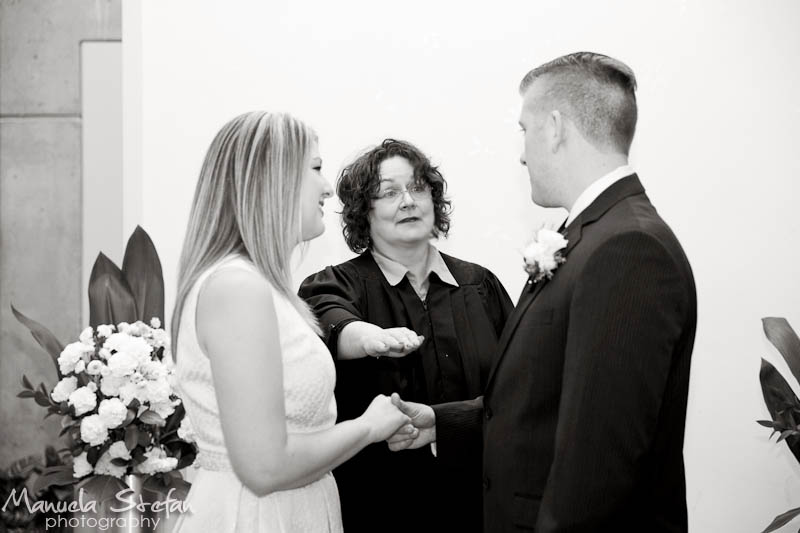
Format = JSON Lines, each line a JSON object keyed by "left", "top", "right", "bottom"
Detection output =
{"left": 388, "top": 52, "right": 697, "bottom": 532}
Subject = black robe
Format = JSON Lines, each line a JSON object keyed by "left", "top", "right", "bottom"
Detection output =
{"left": 299, "top": 251, "right": 513, "bottom": 533}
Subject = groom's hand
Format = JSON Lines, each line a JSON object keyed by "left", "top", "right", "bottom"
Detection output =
{"left": 386, "top": 393, "right": 436, "bottom": 451}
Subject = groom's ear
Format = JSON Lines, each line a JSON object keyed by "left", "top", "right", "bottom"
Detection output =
{"left": 548, "top": 109, "right": 566, "bottom": 153}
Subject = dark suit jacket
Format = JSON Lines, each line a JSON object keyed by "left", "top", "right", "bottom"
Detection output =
{"left": 433, "top": 175, "right": 697, "bottom": 532}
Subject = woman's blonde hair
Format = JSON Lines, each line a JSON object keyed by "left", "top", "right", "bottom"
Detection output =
{"left": 171, "top": 111, "right": 321, "bottom": 355}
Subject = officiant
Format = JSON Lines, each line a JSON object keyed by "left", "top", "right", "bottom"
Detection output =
{"left": 299, "top": 138, "right": 512, "bottom": 533}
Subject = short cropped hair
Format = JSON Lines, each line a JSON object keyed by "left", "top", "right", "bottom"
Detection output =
{"left": 519, "top": 51, "right": 638, "bottom": 154}
{"left": 337, "top": 139, "right": 452, "bottom": 254}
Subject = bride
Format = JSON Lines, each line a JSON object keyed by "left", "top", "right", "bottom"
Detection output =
{"left": 170, "top": 111, "right": 412, "bottom": 532}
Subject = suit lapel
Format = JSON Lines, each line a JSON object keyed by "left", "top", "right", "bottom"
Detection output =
{"left": 485, "top": 174, "right": 645, "bottom": 391}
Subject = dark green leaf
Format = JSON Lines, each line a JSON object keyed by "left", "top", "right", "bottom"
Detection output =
{"left": 33, "top": 466, "right": 77, "bottom": 493}
{"left": 764, "top": 318, "right": 800, "bottom": 388}
{"left": 87, "top": 446, "right": 101, "bottom": 466}
{"left": 10, "top": 304, "right": 64, "bottom": 378}
{"left": 33, "top": 391, "right": 50, "bottom": 407}
{"left": 761, "top": 506, "right": 800, "bottom": 532}
{"left": 88, "top": 253, "right": 137, "bottom": 328}
{"left": 17, "top": 390, "right": 35, "bottom": 399}
{"left": 110, "top": 458, "right": 128, "bottom": 467}
{"left": 139, "top": 410, "right": 166, "bottom": 427}
{"left": 759, "top": 358, "right": 800, "bottom": 462}
{"left": 122, "top": 408, "right": 136, "bottom": 427}
{"left": 122, "top": 226, "right": 165, "bottom": 324}
{"left": 22, "top": 375, "right": 33, "bottom": 390}
{"left": 125, "top": 425, "right": 138, "bottom": 451}
{"left": 138, "top": 428, "right": 153, "bottom": 447}
{"left": 79, "top": 474, "right": 127, "bottom": 504}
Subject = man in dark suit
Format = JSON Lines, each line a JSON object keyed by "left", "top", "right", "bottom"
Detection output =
{"left": 388, "top": 51, "right": 697, "bottom": 532}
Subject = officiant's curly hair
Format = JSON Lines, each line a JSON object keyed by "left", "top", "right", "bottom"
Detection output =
{"left": 171, "top": 111, "right": 321, "bottom": 353}
{"left": 337, "top": 139, "right": 452, "bottom": 253}
{"left": 519, "top": 51, "right": 638, "bottom": 155}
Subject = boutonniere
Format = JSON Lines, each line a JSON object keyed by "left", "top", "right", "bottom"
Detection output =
{"left": 522, "top": 228, "right": 568, "bottom": 285}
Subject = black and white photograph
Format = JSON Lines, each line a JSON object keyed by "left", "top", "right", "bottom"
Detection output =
{"left": 1, "top": 1, "right": 799, "bottom": 532}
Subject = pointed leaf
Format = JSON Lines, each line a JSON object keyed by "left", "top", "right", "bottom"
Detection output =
{"left": 139, "top": 410, "right": 166, "bottom": 427}
{"left": 764, "top": 318, "right": 800, "bottom": 387}
{"left": 122, "top": 226, "right": 165, "bottom": 324}
{"left": 33, "top": 391, "right": 51, "bottom": 407}
{"left": 125, "top": 425, "right": 138, "bottom": 451}
{"left": 33, "top": 466, "right": 77, "bottom": 493}
{"left": 17, "top": 390, "right": 35, "bottom": 399}
{"left": 79, "top": 474, "right": 127, "bottom": 503}
{"left": 22, "top": 375, "right": 33, "bottom": 390}
{"left": 760, "top": 358, "right": 800, "bottom": 462}
{"left": 88, "top": 253, "right": 138, "bottom": 328}
{"left": 761, "top": 506, "right": 800, "bottom": 532}
{"left": 10, "top": 304, "right": 64, "bottom": 378}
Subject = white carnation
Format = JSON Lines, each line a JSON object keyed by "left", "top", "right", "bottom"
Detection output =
{"left": 58, "top": 342, "right": 90, "bottom": 375}
{"left": 51, "top": 376, "right": 78, "bottom": 403}
{"left": 177, "top": 416, "right": 196, "bottom": 443}
{"left": 86, "top": 360, "right": 105, "bottom": 376}
{"left": 80, "top": 415, "right": 108, "bottom": 446}
{"left": 97, "top": 324, "right": 114, "bottom": 338}
{"left": 72, "top": 452, "right": 93, "bottom": 478}
{"left": 149, "top": 317, "right": 161, "bottom": 329}
{"left": 99, "top": 373, "right": 127, "bottom": 397}
{"left": 98, "top": 398, "right": 128, "bottom": 428}
{"left": 140, "top": 360, "right": 168, "bottom": 381}
{"left": 108, "top": 441, "right": 132, "bottom": 460}
{"left": 150, "top": 399, "right": 177, "bottom": 419}
{"left": 79, "top": 327, "right": 94, "bottom": 345}
{"left": 134, "top": 447, "right": 178, "bottom": 475}
{"left": 99, "top": 348, "right": 112, "bottom": 360}
{"left": 536, "top": 228, "right": 568, "bottom": 253}
{"left": 119, "top": 381, "right": 148, "bottom": 405}
{"left": 145, "top": 378, "right": 172, "bottom": 404}
{"left": 74, "top": 360, "right": 86, "bottom": 374}
{"left": 94, "top": 450, "right": 126, "bottom": 478}
{"left": 68, "top": 384, "right": 98, "bottom": 416}
{"left": 106, "top": 350, "right": 141, "bottom": 378}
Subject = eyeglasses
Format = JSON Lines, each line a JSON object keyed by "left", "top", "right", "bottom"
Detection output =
{"left": 372, "top": 183, "right": 432, "bottom": 203}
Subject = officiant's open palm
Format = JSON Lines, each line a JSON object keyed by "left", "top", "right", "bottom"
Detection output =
{"left": 387, "top": 393, "right": 436, "bottom": 451}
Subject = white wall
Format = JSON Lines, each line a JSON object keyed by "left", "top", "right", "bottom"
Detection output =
{"left": 124, "top": 1, "right": 800, "bottom": 530}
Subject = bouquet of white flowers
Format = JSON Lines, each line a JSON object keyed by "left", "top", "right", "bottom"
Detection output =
{"left": 13, "top": 226, "right": 196, "bottom": 502}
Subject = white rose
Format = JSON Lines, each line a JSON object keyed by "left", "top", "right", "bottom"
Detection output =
{"left": 108, "top": 441, "right": 132, "bottom": 460}
{"left": 86, "top": 360, "right": 105, "bottom": 376}
{"left": 68, "top": 385, "right": 98, "bottom": 416}
{"left": 94, "top": 450, "right": 126, "bottom": 478}
{"left": 177, "top": 416, "right": 196, "bottom": 443}
{"left": 51, "top": 376, "right": 78, "bottom": 403}
{"left": 97, "top": 324, "right": 114, "bottom": 338}
{"left": 72, "top": 452, "right": 93, "bottom": 478}
{"left": 79, "top": 327, "right": 94, "bottom": 345}
{"left": 80, "top": 415, "right": 108, "bottom": 446}
{"left": 150, "top": 317, "right": 161, "bottom": 329}
{"left": 98, "top": 398, "right": 128, "bottom": 428}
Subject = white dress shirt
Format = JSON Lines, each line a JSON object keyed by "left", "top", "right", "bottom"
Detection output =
{"left": 565, "top": 165, "right": 636, "bottom": 226}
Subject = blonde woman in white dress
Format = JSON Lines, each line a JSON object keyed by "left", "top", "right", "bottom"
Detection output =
{"left": 170, "top": 112, "right": 413, "bottom": 532}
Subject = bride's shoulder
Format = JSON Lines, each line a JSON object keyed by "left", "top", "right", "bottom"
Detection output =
{"left": 198, "top": 258, "right": 275, "bottom": 318}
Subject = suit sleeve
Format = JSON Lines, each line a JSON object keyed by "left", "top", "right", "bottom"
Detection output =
{"left": 432, "top": 396, "right": 484, "bottom": 468}
{"left": 535, "top": 231, "right": 691, "bottom": 532}
{"left": 298, "top": 265, "right": 364, "bottom": 358}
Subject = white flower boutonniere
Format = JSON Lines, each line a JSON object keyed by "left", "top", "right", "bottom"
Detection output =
{"left": 522, "top": 228, "right": 568, "bottom": 284}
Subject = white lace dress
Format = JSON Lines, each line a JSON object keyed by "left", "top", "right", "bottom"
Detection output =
{"left": 172, "top": 256, "right": 342, "bottom": 533}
